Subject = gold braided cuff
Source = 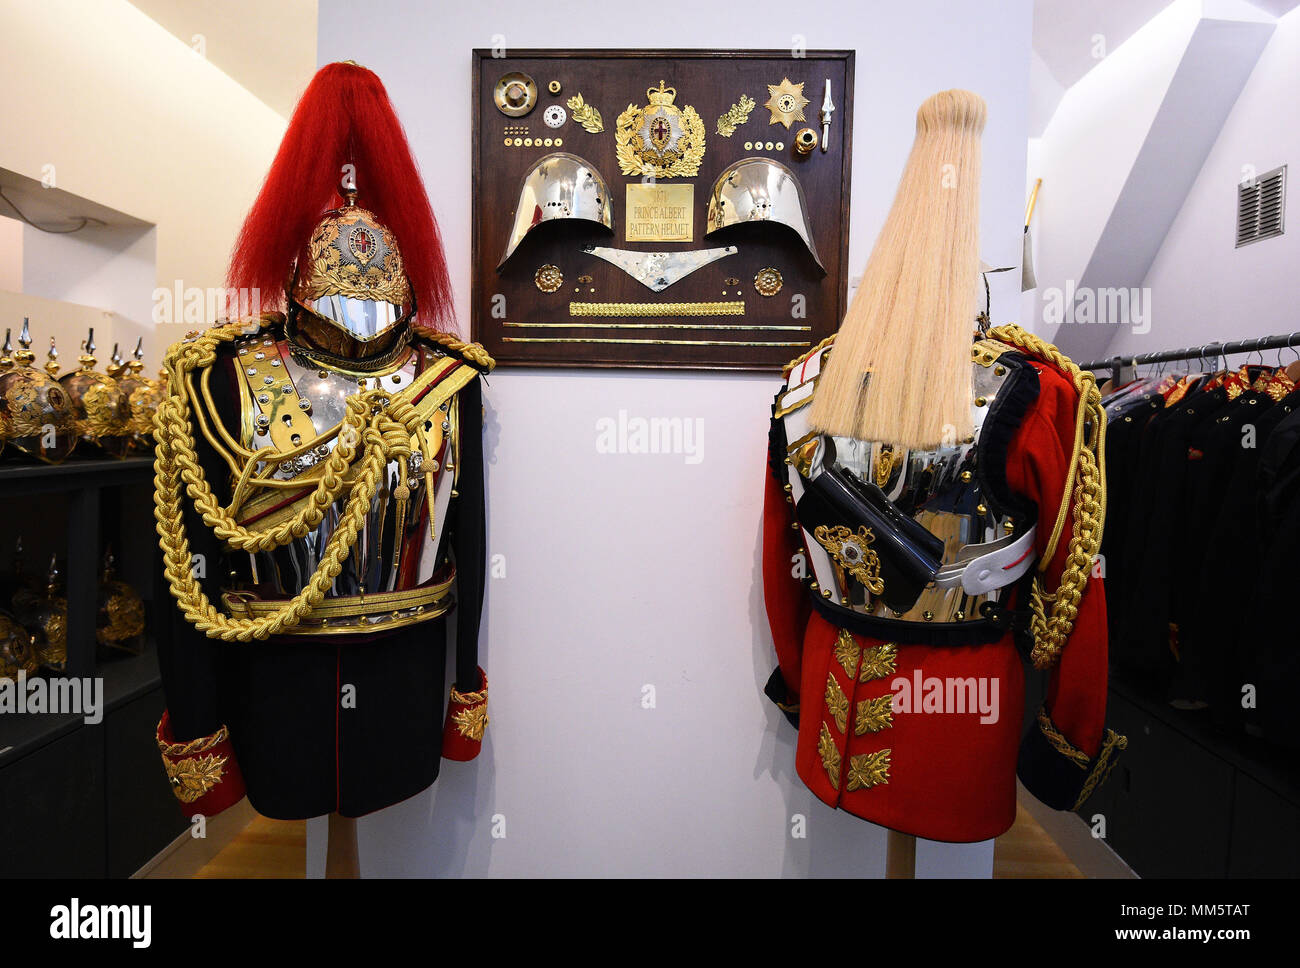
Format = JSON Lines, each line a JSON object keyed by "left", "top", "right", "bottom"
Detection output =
{"left": 1036, "top": 708, "right": 1090, "bottom": 768}
{"left": 156, "top": 723, "right": 230, "bottom": 758}
{"left": 1035, "top": 708, "right": 1128, "bottom": 810}
{"left": 1074, "top": 729, "right": 1128, "bottom": 810}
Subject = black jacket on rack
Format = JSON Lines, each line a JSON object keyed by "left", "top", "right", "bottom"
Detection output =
{"left": 1103, "top": 362, "right": 1300, "bottom": 750}
{"left": 1242, "top": 401, "right": 1300, "bottom": 747}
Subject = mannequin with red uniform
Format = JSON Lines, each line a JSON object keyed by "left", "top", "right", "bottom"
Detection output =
{"left": 760, "top": 90, "right": 1124, "bottom": 844}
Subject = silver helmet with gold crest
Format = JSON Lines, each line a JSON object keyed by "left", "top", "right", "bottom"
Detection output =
{"left": 289, "top": 193, "right": 413, "bottom": 345}
{"left": 0, "top": 319, "right": 78, "bottom": 464}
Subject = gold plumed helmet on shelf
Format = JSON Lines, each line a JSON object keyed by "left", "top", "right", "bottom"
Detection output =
{"left": 289, "top": 193, "right": 413, "bottom": 346}
{"left": 12, "top": 553, "right": 68, "bottom": 672}
{"left": 96, "top": 548, "right": 145, "bottom": 654}
{"left": 58, "top": 327, "right": 132, "bottom": 459}
{"left": 0, "top": 319, "right": 78, "bottom": 464}
{"left": 0, "top": 613, "right": 38, "bottom": 681}
{"left": 108, "top": 339, "right": 161, "bottom": 452}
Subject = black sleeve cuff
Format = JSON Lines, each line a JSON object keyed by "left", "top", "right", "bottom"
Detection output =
{"left": 764, "top": 667, "right": 800, "bottom": 729}
{"left": 1018, "top": 707, "right": 1127, "bottom": 811}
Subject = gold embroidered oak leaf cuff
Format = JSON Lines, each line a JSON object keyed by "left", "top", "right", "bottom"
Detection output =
{"left": 443, "top": 668, "right": 489, "bottom": 762}
{"left": 155, "top": 711, "right": 244, "bottom": 813}
{"left": 449, "top": 685, "right": 489, "bottom": 740}
{"left": 452, "top": 703, "right": 489, "bottom": 741}
{"left": 163, "top": 753, "right": 229, "bottom": 803}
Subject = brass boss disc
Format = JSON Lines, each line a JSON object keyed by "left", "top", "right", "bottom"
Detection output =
{"left": 494, "top": 72, "right": 537, "bottom": 117}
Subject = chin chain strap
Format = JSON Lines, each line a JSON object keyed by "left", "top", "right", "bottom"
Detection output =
{"left": 986, "top": 324, "right": 1107, "bottom": 670}
{"left": 152, "top": 319, "right": 491, "bottom": 643}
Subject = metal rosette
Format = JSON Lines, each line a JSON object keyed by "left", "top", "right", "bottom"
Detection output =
{"left": 534, "top": 264, "right": 563, "bottom": 293}
{"left": 755, "top": 267, "right": 784, "bottom": 297}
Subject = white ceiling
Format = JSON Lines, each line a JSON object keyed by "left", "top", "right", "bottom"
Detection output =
{"left": 1245, "top": 0, "right": 1300, "bottom": 14}
{"left": 1034, "top": 0, "right": 1298, "bottom": 92}
{"left": 1033, "top": 0, "right": 1178, "bottom": 90}
{"left": 127, "top": 0, "right": 318, "bottom": 118}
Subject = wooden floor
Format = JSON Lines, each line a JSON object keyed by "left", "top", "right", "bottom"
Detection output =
{"left": 992, "top": 802, "right": 1084, "bottom": 878}
{"left": 194, "top": 801, "right": 1082, "bottom": 878}
{"left": 195, "top": 815, "right": 307, "bottom": 878}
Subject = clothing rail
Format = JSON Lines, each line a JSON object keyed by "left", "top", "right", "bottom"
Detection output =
{"left": 1079, "top": 331, "right": 1300, "bottom": 386}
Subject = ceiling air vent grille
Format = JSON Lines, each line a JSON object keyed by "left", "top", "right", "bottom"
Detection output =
{"left": 1237, "top": 165, "right": 1286, "bottom": 248}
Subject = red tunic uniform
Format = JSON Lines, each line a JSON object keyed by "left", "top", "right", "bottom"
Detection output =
{"left": 762, "top": 328, "right": 1126, "bottom": 843}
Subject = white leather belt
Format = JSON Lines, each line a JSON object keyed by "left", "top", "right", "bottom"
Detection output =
{"left": 932, "top": 525, "right": 1037, "bottom": 595}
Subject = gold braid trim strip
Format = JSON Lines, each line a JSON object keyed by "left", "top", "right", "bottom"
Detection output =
{"left": 1074, "top": 729, "right": 1128, "bottom": 810}
{"left": 569, "top": 301, "right": 745, "bottom": 318}
{"left": 1036, "top": 708, "right": 1090, "bottom": 769}
{"left": 986, "top": 324, "right": 1107, "bottom": 669}
{"left": 153, "top": 320, "right": 478, "bottom": 642}
{"left": 157, "top": 723, "right": 230, "bottom": 757}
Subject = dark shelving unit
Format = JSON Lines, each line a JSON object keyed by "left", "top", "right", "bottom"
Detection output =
{"left": 0, "top": 454, "right": 188, "bottom": 877}
{"left": 1079, "top": 674, "right": 1300, "bottom": 878}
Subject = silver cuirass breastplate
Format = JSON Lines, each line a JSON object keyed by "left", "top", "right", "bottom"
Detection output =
{"left": 778, "top": 341, "right": 1037, "bottom": 626}
{"left": 222, "top": 333, "right": 462, "bottom": 630}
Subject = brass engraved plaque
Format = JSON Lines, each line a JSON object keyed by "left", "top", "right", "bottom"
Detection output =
{"left": 625, "top": 184, "right": 694, "bottom": 243}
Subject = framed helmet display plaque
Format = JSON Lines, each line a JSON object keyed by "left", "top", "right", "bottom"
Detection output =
{"left": 471, "top": 48, "right": 855, "bottom": 370}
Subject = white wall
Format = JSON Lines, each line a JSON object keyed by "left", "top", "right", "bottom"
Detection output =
{"left": 1028, "top": 0, "right": 1276, "bottom": 361}
{"left": 1110, "top": 6, "right": 1300, "bottom": 357}
{"left": 21, "top": 223, "right": 158, "bottom": 360}
{"left": 1028, "top": 0, "right": 1202, "bottom": 354}
{"left": 0, "top": 0, "right": 288, "bottom": 361}
{"left": 0, "top": 217, "right": 20, "bottom": 293}
{"left": 313, "top": 0, "right": 1033, "bottom": 877}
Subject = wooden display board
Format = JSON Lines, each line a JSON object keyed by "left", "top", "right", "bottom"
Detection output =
{"left": 471, "top": 49, "right": 854, "bottom": 370}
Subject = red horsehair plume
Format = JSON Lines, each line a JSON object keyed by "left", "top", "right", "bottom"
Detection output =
{"left": 226, "top": 61, "right": 455, "bottom": 330}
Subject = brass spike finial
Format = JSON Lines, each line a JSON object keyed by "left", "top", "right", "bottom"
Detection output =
{"left": 45, "top": 337, "right": 61, "bottom": 378}
{"left": 14, "top": 319, "right": 35, "bottom": 365}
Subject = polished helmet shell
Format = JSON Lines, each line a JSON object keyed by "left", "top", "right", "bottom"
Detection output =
{"left": 706, "top": 157, "right": 824, "bottom": 272}
{"left": 498, "top": 152, "right": 614, "bottom": 268}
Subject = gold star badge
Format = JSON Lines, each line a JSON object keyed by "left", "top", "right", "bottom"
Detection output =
{"left": 764, "top": 78, "right": 810, "bottom": 129}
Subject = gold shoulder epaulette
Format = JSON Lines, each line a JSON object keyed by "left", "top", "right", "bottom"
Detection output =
{"left": 971, "top": 337, "right": 1018, "bottom": 368}
{"left": 215, "top": 311, "right": 284, "bottom": 338}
